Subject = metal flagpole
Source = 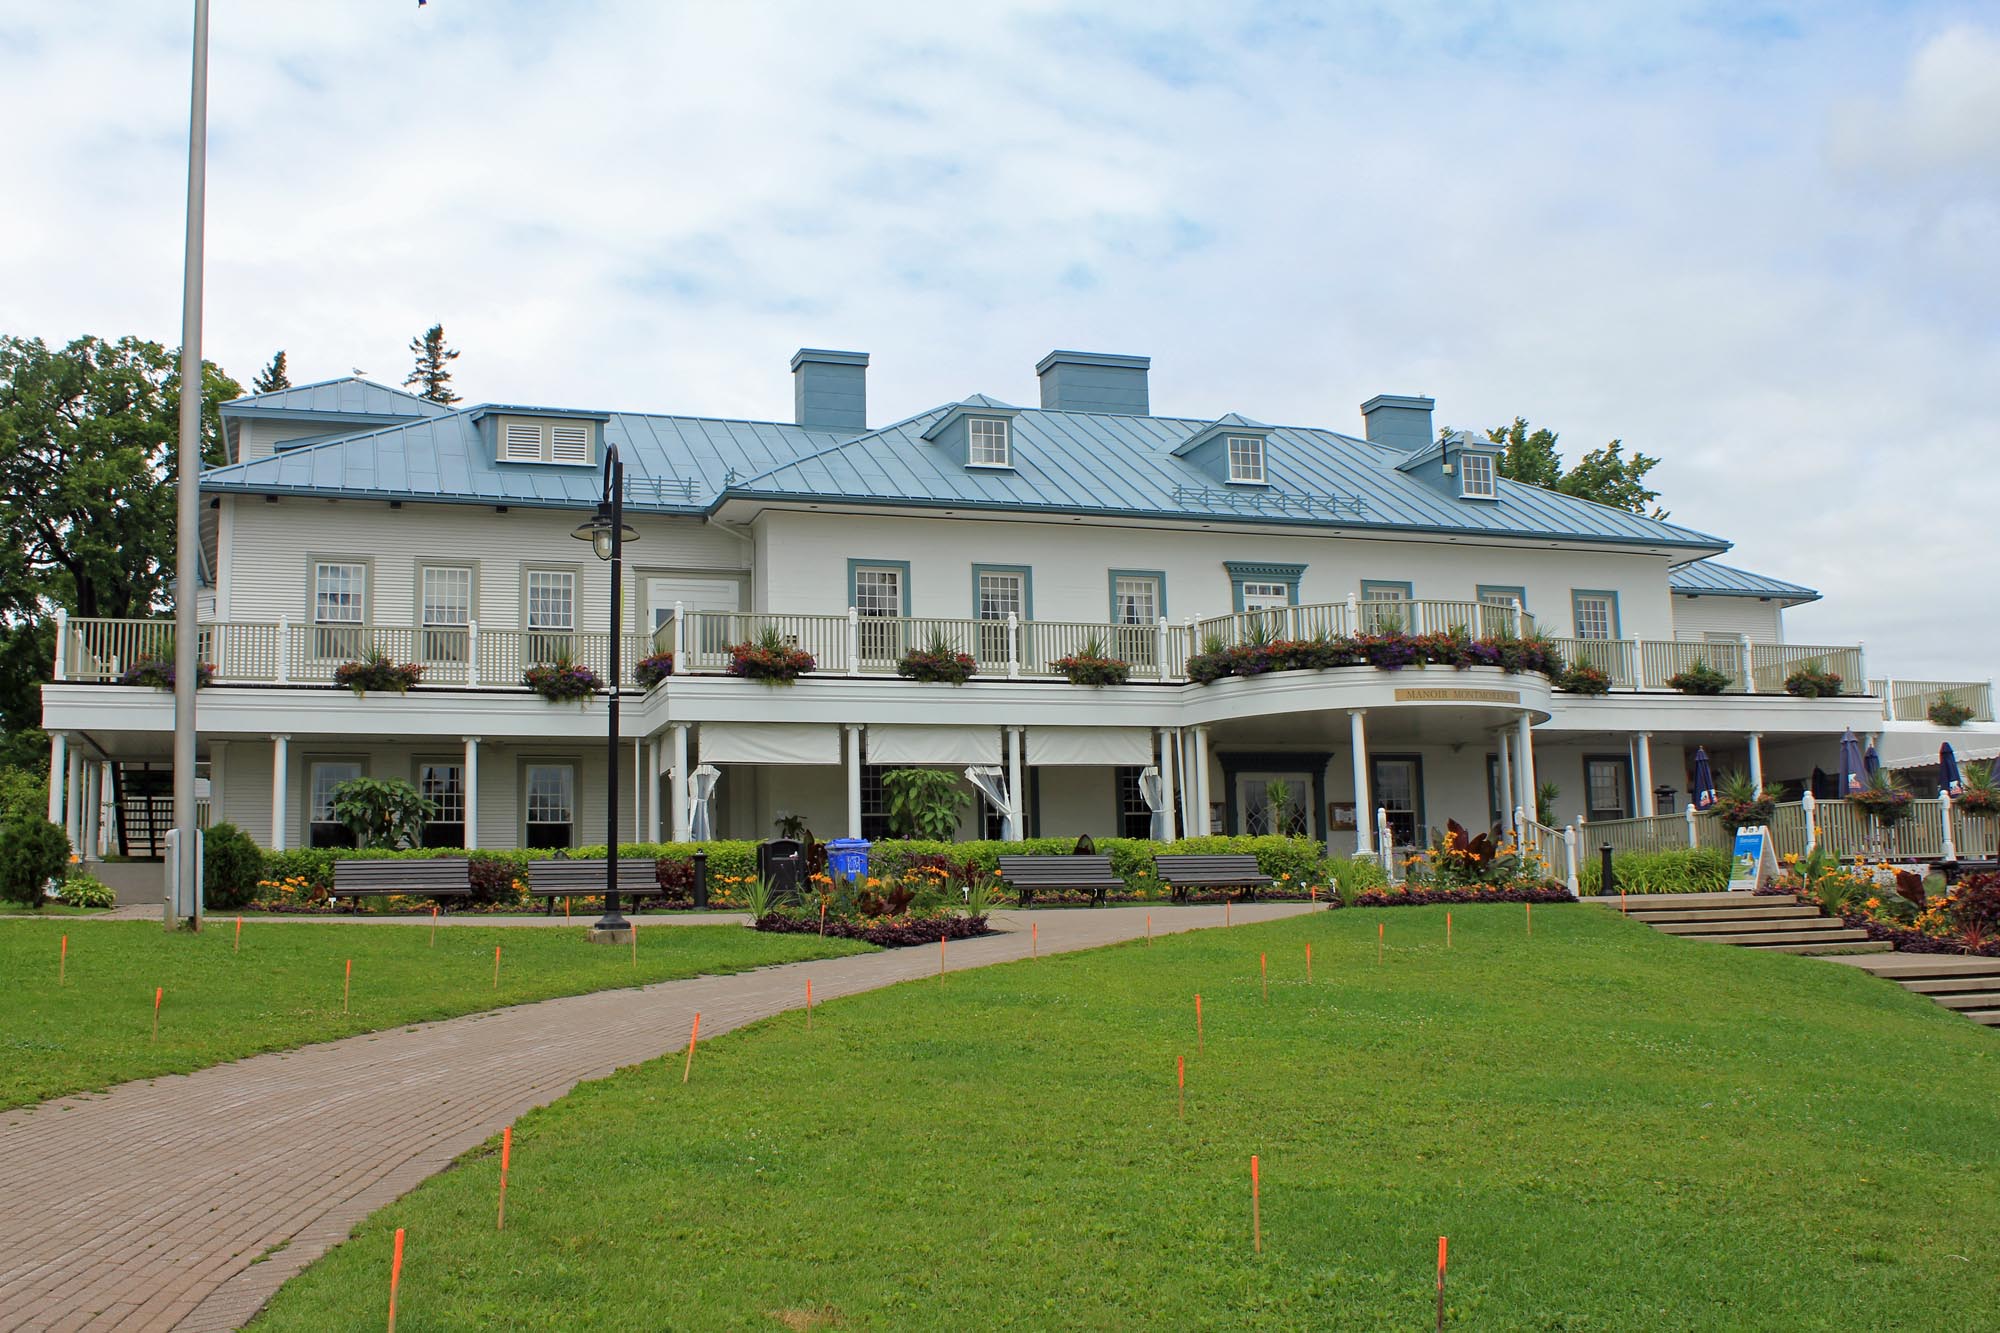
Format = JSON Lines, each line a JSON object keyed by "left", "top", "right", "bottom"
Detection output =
{"left": 170, "top": 0, "right": 210, "bottom": 930}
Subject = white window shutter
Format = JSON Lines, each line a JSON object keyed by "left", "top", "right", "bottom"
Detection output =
{"left": 501, "top": 421, "right": 544, "bottom": 461}
{"left": 550, "top": 424, "right": 591, "bottom": 464}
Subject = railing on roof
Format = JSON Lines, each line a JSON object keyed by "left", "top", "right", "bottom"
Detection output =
{"left": 1167, "top": 485, "right": 1369, "bottom": 517}
{"left": 1866, "top": 678, "right": 1996, "bottom": 724}
{"left": 623, "top": 477, "right": 701, "bottom": 507}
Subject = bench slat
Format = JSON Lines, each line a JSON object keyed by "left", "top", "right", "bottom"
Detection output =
{"left": 331, "top": 858, "right": 473, "bottom": 900}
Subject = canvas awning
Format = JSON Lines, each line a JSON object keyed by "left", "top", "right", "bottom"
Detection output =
{"left": 1025, "top": 726, "right": 1154, "bottom": 767}
{"left": 866, "top": 725, "right": 1000, "bottom": 766}
{"left": 697, "top": 722, "right": 841, "bottom": 766}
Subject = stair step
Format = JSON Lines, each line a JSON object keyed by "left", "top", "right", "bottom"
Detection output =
{"left": 1630, "top": 907, "right": 1822, "bottom": 924}
{"left": 1589, "top": 892, "right": 1797, "bottom": 907}
{"left": 1930, "top": 992, "right": 2000, "bottom": 1011}
{"left": 1966, "top": 1010, "right": 2000, "bottom": 1027}
{"left": 1755, "top": 939, "right": 1895, "bottom": 956}
{"left": 1653, "top": 918, "right": 1846, "bottom": 937}
{"left": 1694, "top": 928, "right": 1875, "bottom": 947}
{"left": 1901, "top": 976, "right": 2000, "bottom": 995}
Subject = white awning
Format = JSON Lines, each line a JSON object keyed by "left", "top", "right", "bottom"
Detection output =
{"left": 1026, "top": 726, "right": 1154, "bottom": 767}
{"left": 866, "top": 725, "right": 1001, "bottom": 766}
{"left": 698, "top": 722, "right": 841, "bottom": 766}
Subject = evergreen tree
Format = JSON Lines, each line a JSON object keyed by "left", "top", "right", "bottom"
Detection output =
{"left": 251, "top": 349, "right": 291, "bottom": 394}
{"left": 403, "top": 323, "right": 461, "bottom": 404}
{"left": 1467, "top": 416, "right": 1666, "bottom": 517}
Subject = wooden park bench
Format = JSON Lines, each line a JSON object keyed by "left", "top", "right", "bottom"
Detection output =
{"left": 1153, "top": 853, "right": 1275, "bottom": 903}
{"left": 526, "top": 857, "right": 661, "bottom": 914}
{"left": 329, "top": 858, "right": 472, "bottom": 911}
{"left": 995, "top": 854, "right": 1123, "bottom": 908}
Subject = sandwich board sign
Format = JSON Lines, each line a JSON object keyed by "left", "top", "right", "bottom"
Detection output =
{"left": 1728, "top": 826, "right": 1777, "bottom": 892}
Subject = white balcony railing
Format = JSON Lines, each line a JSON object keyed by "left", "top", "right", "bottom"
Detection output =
{"left": 1867, "top": 678, "right": 1996, "bottom": 724}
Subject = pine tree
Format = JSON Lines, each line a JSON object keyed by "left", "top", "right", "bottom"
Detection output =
{"left": 251, "top": 350, "right": 291, "bottom": 394}
{"left": 403, "top": 324, "right": 461, "bottom": 404}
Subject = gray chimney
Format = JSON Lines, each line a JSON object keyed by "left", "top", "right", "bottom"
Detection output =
{"left": 1359, "top": 394, "right": 1435, "bottom": 450}
{"left": 791, "top": 349, "right": 869, "bottom": 431}
{"left": 1035, "top": 350, "right": 1151, "bottom": 415}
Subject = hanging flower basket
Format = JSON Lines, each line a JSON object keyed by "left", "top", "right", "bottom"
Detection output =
{"left": 897, "top": 646, "right": 977, "bottom": 684}
{"left": 1955, "top": 787, "right": 2000, "bottom": 817}
{"left": 1666, "top": 660, "right": 1733, "bottom": 695}
{"left": 333, "top": 652, "right": 425, "bottom": 696}
{"left": 1558, "top": 663, "right": 1611, "bottom": 695}
{"left": 1051, "top": 653, "right": 1131, "bottom": 686}
{"left": 523, "top": 658, "right": 601, "bottom": 702}
{"left": 634, "top": 652, "right": 675, "bottom": 688}
{"left": 1929, "top": 698, "right": 1975, "bottom": 727}
{"left": 1784, "top": 663, "right": 1843, "bottom": 697}
{"left": 728, "top": 634, "right": 815, "bottom": 684}
{"left": 1848, "top": 786, "right": 1914, "bottom": 826}
{"left": 118, "top": 657, "right": 213, "bottom": 690}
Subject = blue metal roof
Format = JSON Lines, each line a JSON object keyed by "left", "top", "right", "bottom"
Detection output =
{"left": 220, "top": 377, "right": 454, "bottom": 421}
{"left": 200, "top": 393, "right": 1730, "bottom": 551}
{"left": 1669, "top": 559, "right": 1820, "bottom": 603}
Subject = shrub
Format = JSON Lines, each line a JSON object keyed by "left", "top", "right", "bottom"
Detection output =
{"left": 0, "top": 766, "right": 48, "bottom": 825}
{"left": 328, "top": 777, "right": 436, "bottom": 849}
{"left": 1665, "top": 659, "right": 1732, "bottom": 694}
{"left": 203, "top": 822, "right": 266, "bottom": 909}
{"left": 1929, "top": 697, "right": 1975, "bottom": 727}
{"left": 523, "top": 656, "right": 602, "bottom": 702}
{"left": 882, "top": 769, "right": 971, "bottom": 839}
{"left": 727, "top": 629, "right": 815, "bottom": 684}
{"left": 1784, "top": 660, "right": 1843, "bottom": 697}
{"left": 0, "top": 815, "right": 70, "bottom": 908}
{"left": 1577, "top": 848, "right": 1730, "bottom": 895}
{"left": 332, "top": 652, "right": 424, "bottom": 696}
{"left": 57, "top": 871, "right": 116, "bottom": 908}
{"left": 634, "top": 652, "right": 675, "bottom": 688}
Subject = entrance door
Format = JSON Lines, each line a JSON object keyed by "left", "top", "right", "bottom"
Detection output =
{"left": 1371, "top": 755, "right": 1425, "bottom": 847}
{"left": 1584, "top": 756, "right": 1633, "bottom": 822}
{"left": 1237, "top": 773, "right": 1310, "bottom": 837}
{"left": 647, "top": 576, "right": 744, "bottom": 655}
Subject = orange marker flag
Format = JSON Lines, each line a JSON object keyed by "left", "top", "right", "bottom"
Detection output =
{"left": 497, "top": 1125, "right": 512, "bottom": 1230}
{"left": 1031, "top": 921, "right": 1038, "bottom": 959}
{"left": 564, "top": 895, "right": 571, "bottom": 924}
{"left": 805, "top": 978, "right": 813, "bottom": 1032}
{"left": 152, "top": 986, "right": 162, "bottom": 1042}
{"left": 493, "top": 944, "right": 502, "bottom": 989}
{"left": 1261, "top": 952, "right": 1268, "bottom": 1004}
{"left": 1378, "top": 920, "right": 1384, "bottom": 964}
{"left": 818, "top": 899, "right": 828, "bottom": 937}
{"left": 1195, "top": 993, "right": 1204, "bottom": 1052}
{"left": 631, "top": 918, "right": 638, "bottom": 967}
{"left": 344, "top": 958, "right": 353, "bottom": 1013}
{"left": 234, "top": 916, "right": 242, "bottom": 953}
{"left": 1225, "top": 900, "right": 1232, "bottom": 927}
{"left": 682, "top": 1011, "right": 701, "bottom": 1083}
{"left": 1177, "top": 1053, "right": 1185, "bottom": 1119}
{"left": 1447, "top": 911, "right": 1452, "bottom": 950}
{"left": 429, "top": 904, "right": 438, "bottom": 948}
{"left": 1620, "top": 889, "right": 1627, "bottom": 915}
{"left": 1305, "top": 941, "right": 1313, "bottom": 984}
{"left": 1436, "top": 1235, "right": 1448, "bottom": 1332}
{"left": 1526, "top": 902, "right": 1533, "bottom": 936}
{"left": 1251, "top": 1155, "right": 1262, "bottom": 1253}
{"left": 1146, "top": 912, "right": 1152, "bottom": 946}
{"left": 387, "top": 1227, "right": 405, "bottom": 1333}
{"left": 59, "top": 934, "right": 67, "bottom": 986}
{"left": 939, "top": 935, "right": 947, "bottom": 984}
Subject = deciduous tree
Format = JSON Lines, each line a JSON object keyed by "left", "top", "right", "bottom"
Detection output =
{"left": 1473, "top": 416, "right": 1666, "bottom": 517}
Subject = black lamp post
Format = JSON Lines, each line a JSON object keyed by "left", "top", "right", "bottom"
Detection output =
{"left": 572, "top": 443, "right": 639, "bottom": 935}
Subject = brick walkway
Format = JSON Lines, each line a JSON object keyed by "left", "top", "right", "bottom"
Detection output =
{"left": 0, "top": 903, "right": 1312, "bottom": 1331}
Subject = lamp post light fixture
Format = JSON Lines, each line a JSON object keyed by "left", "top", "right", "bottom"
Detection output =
{"left": 572, "top": 442, "right": 640, "bottom": 938}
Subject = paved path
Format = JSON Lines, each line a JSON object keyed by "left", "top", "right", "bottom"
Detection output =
{"left": 86, "top": 906, "right": 753, "bottom": 926}
{"left": 0, "top": 903, "right": 1312, "bottom": 1332}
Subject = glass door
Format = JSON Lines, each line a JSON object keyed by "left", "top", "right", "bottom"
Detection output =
{"left": 1237, "top": 772, "right": 1310, "bottom": 837}
{"left": 1370, "top": 756, "right": 1425, "bottom": 847}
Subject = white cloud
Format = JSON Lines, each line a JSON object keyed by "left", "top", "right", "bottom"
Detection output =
{"left": 1, "top": 1, "right": 1996, "bottom": 677}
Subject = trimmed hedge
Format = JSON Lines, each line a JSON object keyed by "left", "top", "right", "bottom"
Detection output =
{"left": 1576, "top": 848, "right": 1730, "bottom": 895}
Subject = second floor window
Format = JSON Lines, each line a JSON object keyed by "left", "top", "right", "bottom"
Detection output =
{"left": 526, "top": 570, "right": 575, "bottom": 663}
{"left": 420, "top": 566, "right": 472, "bottom": 662}
{"left": 1226, "top": 435, "right": 1265, "bottom": 484}
{"left": 1574, "top": 593, "right": 1617, "bottom": 640}
{"left": 976, "top": 569, "right": 1024, "bottom": 662}
{"left": 313, "top": 561, "right": 366, "bottom": 658}
{"left": 968, "top": 418, "right": 1011, "bottom": 467}
{"left": 1113, "top": 575, "right": 1160, "bottom": 625}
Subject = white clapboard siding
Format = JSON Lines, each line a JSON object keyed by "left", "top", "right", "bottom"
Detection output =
{"left": 1670, "top": 594, "right": 1782, "bottom": 644}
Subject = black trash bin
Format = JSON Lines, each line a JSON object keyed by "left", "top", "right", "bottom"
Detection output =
{"left": 758, "top": 838, "right": 806, "bottom": 906}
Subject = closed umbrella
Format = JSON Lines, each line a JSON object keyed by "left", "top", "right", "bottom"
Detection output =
{"left": 1940, "top": 743, "right": 1964, "bottom": 796}
{"left": 1692, "top": 747, "right": 1718, "bottom": 809}
{"left": 1864, "top": 744, "right": 1881, "bottom": 777}
{"left": 687, "top": 764, "right": 720, "bottom": 841}
{"left": 1838, "top": 730, "right": 1864, "bottom": 796}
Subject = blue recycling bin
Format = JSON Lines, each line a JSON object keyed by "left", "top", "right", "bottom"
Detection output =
{"left": 827, "top": 837, "right": 871, "bottom": 882}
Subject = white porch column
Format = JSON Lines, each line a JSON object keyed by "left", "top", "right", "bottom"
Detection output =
{"left": 462, "top": 737, "right": 480, "bottom": 850}
{"left": 845, "top": 724, "right": 864, "bottom": 839}
{"left": 1193, "top": 726, "right": 1212, "bottom": 836}
{"left": 269, "top": 735, "right": 290, "bottom": 852}
{"left": 1515, "top": 711, "right": 1538, "bottom": 825}
{"left": 81, "top": 761, "right": 102, "bottom": 861}
{"left": 65, "top": 744, "right": 85, "bottom": 851}
{"left": 1007, "top": 725, "right": 1025, "bottom": 841}
{"left": 1349, "top": 709, "right": 1372, "bottom": 855}
{"left": 1636, "top": 733, "right": 1655, "bottom": 816}
{"left": 1747, "top": 733, "right": 1764, "bottom": 791}
{"left": 670, "top": 724, "right": 691, "bottom": 842}
{"left": 208, "top": 739, "right": 228, "bottom": 834}
{"left": 1157, "top": 727, "right": 1178, "bottom": 842}
{"left": 1495, "top": 729, "right": 1514, "bottom": 833}
{"left": 46, "top": 732, "right": 66, "bottom": 825}
{"left": 645, "top": 739, "right": 662, "bottom": 842}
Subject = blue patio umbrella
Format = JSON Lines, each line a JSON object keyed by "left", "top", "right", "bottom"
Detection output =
{"left": 1838, "top": 730, "right": 1865, "bottom": 795}
{"left": 1865, "top": 744, "right": 1881, "bottom": 777}
{"left": 1691, "top": 747, "right": 1718, "bottom": 809}
{"left": 1940, "top": 742, "right": 1964, "bottom": 795}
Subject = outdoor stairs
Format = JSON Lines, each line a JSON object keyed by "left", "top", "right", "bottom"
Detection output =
{"left": 1825, "top": 954, "right": 2000, "bottom": 1027}
{"left": 1589, "top": 891, "right": 1891, "bottom": 956}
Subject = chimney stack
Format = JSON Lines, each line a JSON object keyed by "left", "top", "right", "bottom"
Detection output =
{"left": 791, "top": 349, "right": 869, "bottom": 431}
{"left": 1359, "top": 394, "right": 1435, "bottom": 450}
{"left": 1035, "top": 350, "right": 1150, "bottom": 415}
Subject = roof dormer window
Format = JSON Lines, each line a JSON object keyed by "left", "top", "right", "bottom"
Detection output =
{"left": 968, "top": 417, "right": 1011, "bottom": 468}
{"left": 501, "top": 421, "right": 544, "bottom": 462}
{"left": 1226, "top": 435, "right": 1265, "bottom": 484}
{"left": 494, "top": 415, "right": 597, "bottom": 466}
{"left": 1460, "top": 450, "right": 1496, "bottom": 499}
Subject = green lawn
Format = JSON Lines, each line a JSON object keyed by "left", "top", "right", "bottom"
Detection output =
{"left": 252, "top": 905, "right": 2000, "bottom": 1331}
{"left": 0, "top": 919, "right": 869, "bottom": 1110}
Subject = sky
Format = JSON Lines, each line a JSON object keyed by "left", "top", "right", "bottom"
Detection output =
{"left": 1, "top": 1, "right": 1996, "bottom": 678}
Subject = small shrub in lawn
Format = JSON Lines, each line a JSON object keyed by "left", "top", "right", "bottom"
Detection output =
{"left": 58, "top": 871, "right": 116, "bottom": 908}
{"left": 0, "top": 815, "right": 70, "bottom": 908}
{"left": 202, "top": 822, "right": 266, "bottom": 910}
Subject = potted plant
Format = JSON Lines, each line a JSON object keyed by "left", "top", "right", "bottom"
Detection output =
{"left": 727, "top": 627, "right": 816, "bottom": 684}
{"left": 1707, "top": 771, "right": 1778, "bottom": 826}
{"left": 896, "top": 634, "right": 976, "bottom": 684}
{"left": 522, "top": 655, "right": 602, "bottom": 702}
{"left": 118, "top": 657, "right": 214, "bottom": 690}
{"left": 1784, "top": 659, "right": 1843, "bottom": 697}
{"left": 333, "top": 652, "right": 424, "bottom": 696}
{"left": 1666, "top": 659, "right": 1732, "bottom": 695}
{"left": 1955, "top": 762, "right": 2000, "bottom": 817}
{"left": 1051, "top": 636, "right": 1131, "bottom": 686}
{"left": 1929, "top": 697, "right": 1975, "bottom": 727}
{"left": 634, "top": 652, "right": 675, "bottom": 688}
{"left": 1848, "top": 769, "right": 1914, "bottom": 826}
{"left": 1558, "top": 663, "right": 1611, "bottom": 695}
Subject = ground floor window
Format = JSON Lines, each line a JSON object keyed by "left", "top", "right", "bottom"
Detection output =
{"left": 860, "top": 763, "right": 891, "bottom": 840}
{"left": 1585, "top": 755, "right": 1633, "bottom": 822}
{"left": 419, "top": 761, "right": 464, "bottom": 848}
{"left": 1238, "top": 773, "right": 1311, "bottom": 837}
{"left": 307, "top": 759, "right": 362, "bottom": 847}
{"left": 1487, "top": 754, "right": 1506, "bottom": 829}
{"left": 524, "top": 763, "right": 575, "bottom": 849}
{"left": 1113, "top": 766, "right": 1154, "bottom": 839}
{"left": 1370, "top": 755, "right": 1424, "bottom": 847}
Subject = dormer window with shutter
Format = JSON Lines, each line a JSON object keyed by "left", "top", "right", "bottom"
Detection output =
{"left": 486, "top": 412, "right": 603, "bottom": 466}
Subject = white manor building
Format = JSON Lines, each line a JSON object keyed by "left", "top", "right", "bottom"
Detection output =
{"left": 39, "top": 349, "right": 1999, "bottom": 861}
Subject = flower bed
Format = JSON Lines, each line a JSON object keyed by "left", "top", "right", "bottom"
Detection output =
{"left": 523, "top": 659, "right": 602, "bottom": 702}
{"left": 1928, "top": 698, "right": 1975, "bottom": 727}
{"left": 634, "top": 652, "right": 675, "bottom": 688}
{"left": 897, "top": 645, "right": 977, "bottom": 684}
{"left": 1350, "top": 882, "right": 1572, "bottom": 907}
{"left": 1186, "top": 631, "right": 1564, "bottom": 685}
{"left": 1558, "top": 663, "right": 1611, "bottom": 695}
{"left": 118, "top": 657, "right": 213, "bottom": 689}
{"left": 728, "top": 634, "right": 815, "bottom": 684}
{"left": 753, "top": 911, "right": 992, "bottom": 946}
{"left": 1051, "top": 652, "right": 1130, "bottom": 686}
{"left": 1666, "top": 660, "right": 1732, "bottom": 694}
{"left": 1784, "top": 662, "right": 1843, "bottom": 697}
{"left": 333, "top": 653, "right": 424, "bottom": 696}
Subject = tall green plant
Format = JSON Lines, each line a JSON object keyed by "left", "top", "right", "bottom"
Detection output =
{"left": 327, "top": 777, "right": 436, "bottom": 850}
{"left": 1263, "top": 779, "right": 1293, "bottom": 837}
{"left": 882, "top": 768, "right": 970, "bottom": 840}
